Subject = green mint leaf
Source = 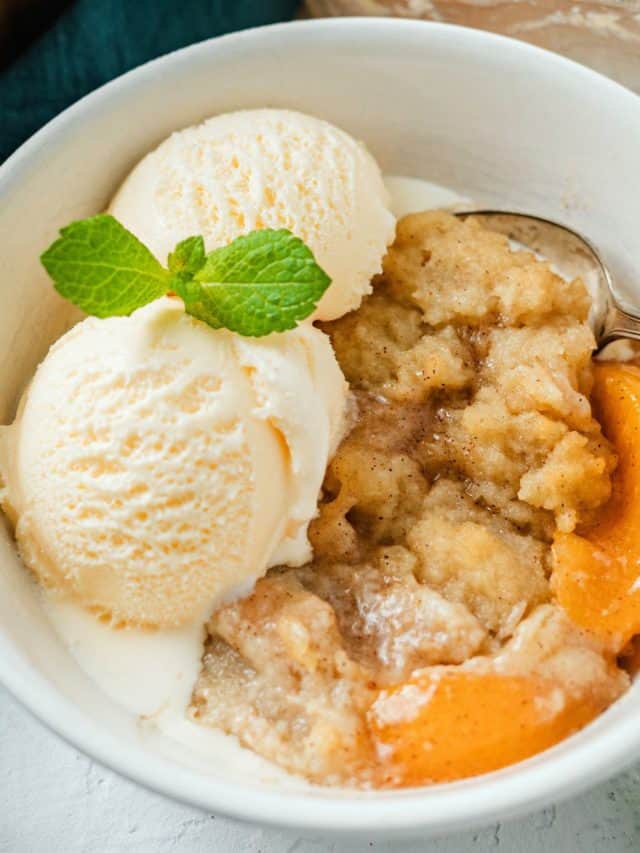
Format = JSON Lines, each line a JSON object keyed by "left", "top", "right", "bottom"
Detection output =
{"left": 41, "top": 214, "right": 169, "bottom": 318}
{"left": 168, "top": 235, "right": 206, "bottom": 279}
{"left": 177, "top": 229, "right": 330, "bottom": 336}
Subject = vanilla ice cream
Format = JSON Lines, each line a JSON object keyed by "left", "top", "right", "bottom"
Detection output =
{"left": 0, "top": 298, "right": 348, "bottom": 628}
{"left": 109, "top": 109, "right": 395, "bottom": 321}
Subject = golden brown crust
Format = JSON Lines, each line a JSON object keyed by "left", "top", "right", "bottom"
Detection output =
{"left": 191, "top": 211, "right": 622, "bottom": 787}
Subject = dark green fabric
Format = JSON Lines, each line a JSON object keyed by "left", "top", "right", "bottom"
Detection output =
{"left": 0, "top": 0, "right": 298, "bottom": 163}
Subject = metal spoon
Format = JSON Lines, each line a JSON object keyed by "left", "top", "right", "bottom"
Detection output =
{"left": 455, "top": 211, "right": 640, "bottom": 352}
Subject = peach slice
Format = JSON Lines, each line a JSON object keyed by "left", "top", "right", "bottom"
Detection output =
{"left": 553, "top": 362, "right": 640, "bottom": 648}
{"left": 369, "top": 670, "right": 605, "bottom": 786}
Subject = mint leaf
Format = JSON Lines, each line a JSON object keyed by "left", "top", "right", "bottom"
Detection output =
{"left": 175, "top": 229, "right": 330, "bottom": 336}
{"left": 168, "top": 236, "right": 206, "bottom": 280}
{"left": 41, "top": 214, "right": 169, "bottom": 318}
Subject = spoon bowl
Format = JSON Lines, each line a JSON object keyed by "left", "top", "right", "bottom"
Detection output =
{"left": 457, "top": 211, "right": 640, "bottom": 351}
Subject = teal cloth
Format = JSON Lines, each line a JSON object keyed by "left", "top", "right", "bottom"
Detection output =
{"left": 0, "top": 0, "right": 298, "bottom": 163}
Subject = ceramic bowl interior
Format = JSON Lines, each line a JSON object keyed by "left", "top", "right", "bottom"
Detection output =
{"left": 1, "top": 17, "right": 640, "bottom": 838}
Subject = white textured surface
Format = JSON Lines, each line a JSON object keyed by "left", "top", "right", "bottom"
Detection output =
{"left": 2, "top": 684, "right": 640, "bottom": 852}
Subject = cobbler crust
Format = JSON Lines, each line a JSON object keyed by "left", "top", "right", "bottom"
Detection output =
{"left": 190, "top": 211, "right": 625, "bottom": 787}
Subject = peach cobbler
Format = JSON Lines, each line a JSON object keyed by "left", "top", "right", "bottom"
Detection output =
{"left": 189, "top": 211, "right": 634, "bottom": 787}
{"left": 6, "top": 111, "right": 640, "bottom": 792}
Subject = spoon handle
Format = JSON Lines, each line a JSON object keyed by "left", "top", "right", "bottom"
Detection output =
{"left": 599, "top": 304, "right": 640, "bottom": 350}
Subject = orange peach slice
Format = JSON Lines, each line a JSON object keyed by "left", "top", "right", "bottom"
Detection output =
{"left": 369, "top": 670, "right": 605, "bottom": 786}
{"left": 553, "top": 362, "right": 640, "bottom": 648}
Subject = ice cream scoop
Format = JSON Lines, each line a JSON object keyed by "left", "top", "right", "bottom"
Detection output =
{"left": 109, "top": 109, "right": 395, "bottom": 321}
{"left": 0, "top": 297, "right": 348, "bottom": 628}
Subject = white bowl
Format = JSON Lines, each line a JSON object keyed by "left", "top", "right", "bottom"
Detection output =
{"left": 2, "top": 17, "right": 640, "bottom": 840}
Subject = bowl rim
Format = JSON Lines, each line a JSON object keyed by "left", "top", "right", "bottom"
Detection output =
{"left": 2, "top": 15, "right": 640, "bottom": 836}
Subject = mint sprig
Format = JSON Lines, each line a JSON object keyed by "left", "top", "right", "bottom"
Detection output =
{"left": 40, "top": 216, "right": 331, "bottom": 337}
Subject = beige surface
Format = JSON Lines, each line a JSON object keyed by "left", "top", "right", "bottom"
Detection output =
{"left": 305, "top": 1, "right": 640, "bottom": 92}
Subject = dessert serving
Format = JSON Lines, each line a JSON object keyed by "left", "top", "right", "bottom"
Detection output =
{"left": 2, "top": 108, "right": 639, "bottom": 789}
